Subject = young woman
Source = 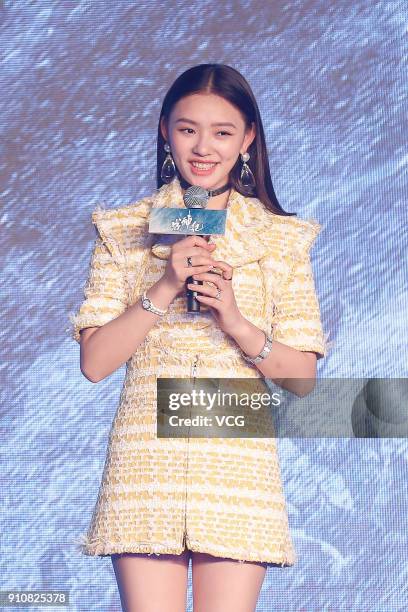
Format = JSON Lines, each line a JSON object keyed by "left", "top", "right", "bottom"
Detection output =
{"left": 71, "top": 63, "right": 328, "bottom": 612}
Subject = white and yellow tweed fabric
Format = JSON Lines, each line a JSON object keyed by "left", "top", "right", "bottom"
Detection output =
{"left": 69, "top": 177, "right": 330, "bottom": 566}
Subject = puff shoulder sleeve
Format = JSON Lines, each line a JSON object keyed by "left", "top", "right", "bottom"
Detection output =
{"left": 69, "top": 229, "right": 129, "bottom": 344}
{"left": 270, "top": 220, "right": 328, "bottom": 359}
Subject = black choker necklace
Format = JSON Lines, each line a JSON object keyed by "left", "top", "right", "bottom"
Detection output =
{"left": 179, "top": 174, "right": 231, "bottom": 198}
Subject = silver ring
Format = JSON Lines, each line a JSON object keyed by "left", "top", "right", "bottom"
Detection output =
{"left": 215, "top": 287, "right": 222, "bottom": 300}
{"left": 187, "top": 256, "right": 193, "bottom": 267}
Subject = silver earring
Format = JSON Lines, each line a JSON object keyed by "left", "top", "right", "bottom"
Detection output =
{"left": 240, "top": 151, "right": 256, "bottom": 189}
{"left": 161, "top": 142, "right": 176, "bottom": 183}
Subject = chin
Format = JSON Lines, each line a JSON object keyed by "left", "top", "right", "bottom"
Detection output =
{"left": 185, "top": 171, "right": 230, "bottom": 187}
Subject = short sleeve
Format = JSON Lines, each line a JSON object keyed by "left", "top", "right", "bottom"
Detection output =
{"left": 69, "top": 234, "right": 129, "bottom": 344}
{"left": 271, "top": 224, "right": 328, "bottom": 359}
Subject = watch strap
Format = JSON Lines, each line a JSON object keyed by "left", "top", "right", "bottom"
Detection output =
{"left": 242, "top": 332, "right": 273, "bottom": 365}
{"left": 141, "top": 291, "right": 168, "bottom": 315}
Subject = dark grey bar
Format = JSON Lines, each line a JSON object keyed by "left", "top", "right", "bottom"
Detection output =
{"left": 156, "top": 378, "right": 408, "bottom": 438}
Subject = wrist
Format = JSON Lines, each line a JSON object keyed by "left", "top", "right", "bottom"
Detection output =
{"left": 145, "top": 277, "right": 177, "bottom": 310}
{"left": 228, "top": 316, "right": 254, "bottom": 344}
{"left": 230, "top": 318, "right": 267, "bottom": 358}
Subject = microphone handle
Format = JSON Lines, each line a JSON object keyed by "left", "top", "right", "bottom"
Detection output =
{"left": 186, "top": 275, "right": 202, "bottom": 313}
{"left": 186, "top": 234, "right": 211, "bottom": 313}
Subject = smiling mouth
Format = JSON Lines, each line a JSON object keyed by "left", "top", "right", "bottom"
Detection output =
{"left": 190, "top": 161, "right": 219, "bottom": 169}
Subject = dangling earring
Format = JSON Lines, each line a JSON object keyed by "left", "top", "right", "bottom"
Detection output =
{"left": 240, "top": 151, "right": 256, "bottom": 189}
{"left": 161, "top": 142, "right": 176, "bottom": 183}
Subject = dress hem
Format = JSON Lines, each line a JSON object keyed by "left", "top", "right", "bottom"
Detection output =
{"left": 72, "top": 533, "right": 297, "bottom": 568}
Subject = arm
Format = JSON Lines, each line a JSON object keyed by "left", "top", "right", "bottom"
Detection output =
{"left": 80, "top": 277, "right": 178, "bottom": 383}
{"left": 228, "top": 318, "right": 317, "bottom": 397}
{"left": 71, "top": 227, "right": 218, "bottom": 383}
{"left": 70, "top": 234, "right": 178, "bottom": 383}
{"left": 230, "top": 234, "right": 327, "bottom": 398}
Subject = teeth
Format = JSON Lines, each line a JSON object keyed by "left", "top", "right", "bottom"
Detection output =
{"left": 191, "top": 162, "right": 217, "bottom": 169}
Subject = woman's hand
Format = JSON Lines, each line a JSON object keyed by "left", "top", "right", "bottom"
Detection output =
{"left": 186, "top": 260, "right": 244, "bottom": 336}
{"left": 162, "top": 235, "right": 217, "bottom": 294}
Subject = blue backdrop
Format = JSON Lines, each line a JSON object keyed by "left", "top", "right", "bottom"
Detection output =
{"left": 1, "top": 1, "right": 407, "bottom": 610}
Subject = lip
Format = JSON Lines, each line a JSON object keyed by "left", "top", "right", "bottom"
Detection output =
{"left": 189, "top": 160, "right": 219, "bottom": 164}
{"left": 189, "top": 161, "right": 219, "bottom": 176}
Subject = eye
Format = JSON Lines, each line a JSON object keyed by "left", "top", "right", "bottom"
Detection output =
{"left": 178, "top": 128, "right": 232, "bottom": 136}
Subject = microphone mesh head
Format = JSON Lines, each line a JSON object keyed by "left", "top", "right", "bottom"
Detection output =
{"left": 183, "top": 185, "right": 209, "bottom": 209}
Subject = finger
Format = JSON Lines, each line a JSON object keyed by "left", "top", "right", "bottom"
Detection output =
{"left": 190, "top": 248, "right": 217, "bottom": 259}
{"left": 187, "top": 234, "right": 213, "bottom": 248}
{"left": 174, "top": 235, "right": 216, "bottom": 252}
{"left": 195, "top": 296, "right": 219, "bottom": 307}
{"left": 183, "top": 264, "right": 217, "bottom": 281}
{"left": 191, "top": 272, "right": 223, "bottom": 287}
{"left": 195, "top": 293, "right": 220, "bottom": 305}
{"left": 181, "top": 254, "right": 217, "bottom": 269}
{"left": 186, "top": 282, "right": 219, "bottom": 296}
{"left": 173, "top": 246, "right": 215, "bottom": 264}
{"left": 210, "top": 260, "right": 233, "bottom": 280}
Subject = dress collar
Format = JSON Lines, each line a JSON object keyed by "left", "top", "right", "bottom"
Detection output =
{"left": 91, "top": 175, "right": 322, "bottom": 269}
{"left": 149, "top": 176, "right": 284, "bottom": 267}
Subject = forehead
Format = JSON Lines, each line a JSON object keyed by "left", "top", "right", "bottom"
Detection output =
{"left": 171, "top": 93, "right": 243, "bottom": 126}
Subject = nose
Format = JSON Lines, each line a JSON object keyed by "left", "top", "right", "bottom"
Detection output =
{"left": 192, "top": 133, "right": 213, "bottom": 156}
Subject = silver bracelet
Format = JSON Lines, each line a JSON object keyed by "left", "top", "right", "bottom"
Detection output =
{"left": 141, "top": 290, "right": 168, "bottom": 316}
{"left": 242, "top": 332, "right": 273, "bottom": 365}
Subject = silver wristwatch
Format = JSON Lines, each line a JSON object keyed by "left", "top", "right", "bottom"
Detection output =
{"left": 141, "top": 291, "right": 168, "bottom": 315}
{"left": 242, "top": 332, "right": 273, "bottom": 365}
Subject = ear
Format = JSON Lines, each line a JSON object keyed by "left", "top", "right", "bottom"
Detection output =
{"left": 243, "top": 121, "right": 256, "bottom": 151}
{"left": 160, "top": 116, "right": 168, "bottom": 142}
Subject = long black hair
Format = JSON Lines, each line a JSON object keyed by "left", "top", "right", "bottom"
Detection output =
{"left": 157, "top": 63, "right": 296, "bottom": 217}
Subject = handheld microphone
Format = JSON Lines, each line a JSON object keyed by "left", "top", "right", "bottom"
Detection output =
{"left": 183, "top": 185, "right": 213, "bottom": 313}
{"left": 148, "top": 183, "right": 228, "bottom": 313}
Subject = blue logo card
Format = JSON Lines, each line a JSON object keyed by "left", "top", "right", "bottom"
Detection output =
{"left": 148, "top": 207, "right": 227, "bottom": 235}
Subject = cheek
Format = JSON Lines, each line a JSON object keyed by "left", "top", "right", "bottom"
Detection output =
{"left": 170, "top": 133, "right": 189, "bottom": 156}
{"left": 219, "top": 139, "right": 241, "bottom": 160}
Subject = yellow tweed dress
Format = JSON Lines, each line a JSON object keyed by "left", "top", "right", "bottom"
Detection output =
{"left": 69, "top": 176, "right": 329, "bottom": 566}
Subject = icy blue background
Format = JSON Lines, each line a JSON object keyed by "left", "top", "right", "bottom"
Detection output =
{"left": 1, "top": 0, "right": 407, "bottom": 610}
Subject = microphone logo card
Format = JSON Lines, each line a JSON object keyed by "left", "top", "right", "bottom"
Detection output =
{"left": 149, "top": 207, "right": 227, "bottom": 235}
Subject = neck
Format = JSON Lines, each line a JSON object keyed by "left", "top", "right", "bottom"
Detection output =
{"left": 204, "top": 188, "right": 231, "bottom": 210}
{"left": 178, "top": 175, "right": 232, "bottom": 210}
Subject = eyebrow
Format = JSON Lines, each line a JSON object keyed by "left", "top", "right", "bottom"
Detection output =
{"left": 175, "top": 117, "right": 237, "bottom": 129}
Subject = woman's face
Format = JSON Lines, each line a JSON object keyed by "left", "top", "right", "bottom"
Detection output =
{"left": 161, "top": 93, "right": 256, "bottom": 191}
